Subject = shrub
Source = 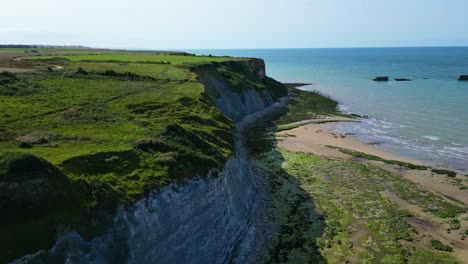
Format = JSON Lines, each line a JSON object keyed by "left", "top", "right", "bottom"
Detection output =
{"left": 16, "top": 131, "right": 60, "bottom": 145}
{"left": 56, "top": 104, "right": 113, "bottom": 124}
{"left": 76, "top": 67, "right": 88, "bottom": 75}
{"left": 432, "top": 169, "right": 457, "bottom": 177}
{"left": 431, "top": 239, "right": 453, "bottom": 252}
{"left": 103, "top": 69, "right": 118, "bottom": 76}
{"left": 447, "top": 218, "right": 461, "bottom": 231}
{"left": 18, "top": 142, "right": 33, "bottom": 148}
{"left": 156, "top": 152, "right": 178, "bottom": 166}
{"left": 0, "top": 71, "right": 19, "bottom": 85}
{"left": 134, "top": 138, "right": 172, "bottom": 152}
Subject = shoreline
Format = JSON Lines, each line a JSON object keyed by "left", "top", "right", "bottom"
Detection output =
{"left": 276, "top": 117, "right": 467, "bottom": 201}
{"left": 276, "top": 116, "right": 468, "bottom": 184}
{"left": 278, "top": 119, "right": 426, "bottom": 166}
{"left": 291, "top": 82, "right": 468, "bottom": 174}
{"left": 274, "top": 116, "right": 468, "bottom": 261}
{"left": 279, "top": 83, "right": 467, "bottom": 174}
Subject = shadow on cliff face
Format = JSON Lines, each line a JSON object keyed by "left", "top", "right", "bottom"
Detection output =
{"left": 243, "top": 110, "right": 327, "bottom": 263}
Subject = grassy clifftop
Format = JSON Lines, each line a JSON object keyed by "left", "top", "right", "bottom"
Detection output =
{"left": 0, "top": 49, "right": 287, "bottom": 262}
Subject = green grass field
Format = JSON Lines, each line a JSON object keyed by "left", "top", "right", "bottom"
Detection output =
{"left": 26, "top": 53, "right": 242, "bottom": 65}
{"left": 1, "top": 51, "right": 243, "bottom": 198}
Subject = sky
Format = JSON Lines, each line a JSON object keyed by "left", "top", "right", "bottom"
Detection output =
{"left": 2, "top": 0, "right": 468, "bottom": 49}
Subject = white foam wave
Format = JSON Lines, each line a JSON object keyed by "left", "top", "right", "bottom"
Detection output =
{"left": 370, "top": 128, "right": 388, "bottom": 134}
{"left": 337, "top": 115, "right": 468, "bottom": 169}
{"left": 437, "top": 149, "right": 466, "bottom": 159}
{"left": 444, "top": 146, "right": 468, "bottom": 155}
{"left": 380, "top": 120, "right": 394, "bottom": 126}
{"left": 422, "top": 135, "right": 440, "bottom": 141}
{"left": 339, "top": 105, "right": 349, "bottom": 112}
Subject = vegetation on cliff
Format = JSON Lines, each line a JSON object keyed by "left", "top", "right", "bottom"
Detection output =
{"left": 0, "top": 48, "right": 287, "bottom": 262}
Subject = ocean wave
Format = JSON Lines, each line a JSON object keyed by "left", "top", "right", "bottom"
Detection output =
{"left": 437, "top": 149, "right": 466, "bottom": 159}
{"left": 335, "top": 118, "right": 468, "bottom": 165}
{"left": 380, "top": 120, "right": 394, "bottom": 126}
{"left": 372, "top": 134, "right": 406, "bottom": 144}
{"left": 370, "top": 128, "right": 388, "bottom": 134}
{"left": 361, "top": 117, "right": 402, "bottom": 130}
{"left": 443, "top": 146, "right": 468, "bottom": 155}
{"left": 338, "top": 105, "right": 349, "bottom": 112}
{"left": 422, "top": 135, "right": 440, "bottom": 141}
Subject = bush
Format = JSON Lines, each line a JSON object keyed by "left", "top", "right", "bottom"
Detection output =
{"left": 431, "top": 239, "right": 453, "bottom": 252}
{"left": 0, "top": 71, "right": 19, "bottom": 85}
{"left": 16, "top": 131, "right": 60, "bottom": 145}
{"left": 103, "top": 69, "right": 118, "bottom": 76}
{"left": 18, "top": 142, "right": 33, "bottom": 148}
{"left": 448, "top": 218, "right": 461, "bottom": 231}
{"left": 156, "top": 152, "right": 178, "bottom": 166}
{"left": 56, "top": 104, "right": 113, "bottom": 124}
{"left": 76, "top": 67, "right": 88, "bottom": 75}
{"left": 432, "top": 169, "right": 457, "bottom": 177}
{"left": 134, "top": 138, "right": 172, "bottom": 152}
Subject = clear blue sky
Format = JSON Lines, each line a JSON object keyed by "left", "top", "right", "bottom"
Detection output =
{"left": 2, "top": 0, "right": 468, "bottom": 49}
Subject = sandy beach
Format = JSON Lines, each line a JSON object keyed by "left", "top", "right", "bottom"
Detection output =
{"left": 277, "top": 118, "right": 424, "bottom": 165}
{"left": 276, "top": 117, "right": 468, "bottom": 261}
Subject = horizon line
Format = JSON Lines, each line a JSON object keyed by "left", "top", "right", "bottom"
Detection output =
{"left": 113, "top": 45, "right": 468, "bottom": 51}
{"left": 2, "top": 44, "right": 468, "bottom": 51}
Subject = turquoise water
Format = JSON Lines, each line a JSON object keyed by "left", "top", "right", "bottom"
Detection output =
{"left": 186, "top": 48, "right": 468, "bottom": 171}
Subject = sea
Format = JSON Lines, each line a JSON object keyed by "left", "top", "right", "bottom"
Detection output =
{"left": 185, "top": 48, "right": 468, "bottom": 172}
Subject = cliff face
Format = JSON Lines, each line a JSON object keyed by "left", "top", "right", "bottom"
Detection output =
{"left": 196, "top": 59, "right": 286, "bottom": 122}
{"left": 15, "top": 129, "right": 256, "bottom": 264}
{"left": 12, "top": 59, "right": 287, "bottom": 264}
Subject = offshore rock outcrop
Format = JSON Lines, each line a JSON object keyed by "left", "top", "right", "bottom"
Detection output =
{"left": 12, "top": 59, "right": 288, "bottom": 264}
{"left": 373, "top": 76, "right": 389, "bottom": 82}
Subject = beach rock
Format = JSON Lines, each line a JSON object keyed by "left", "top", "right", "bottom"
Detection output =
{"left": 395, "top": 78, "right": 412, "bottom": 81}
{"left": 457, "top": 75, "right": 468, "bottom": 81}
{"left": 373, "top": 76, "right": 389, "bottom": 82}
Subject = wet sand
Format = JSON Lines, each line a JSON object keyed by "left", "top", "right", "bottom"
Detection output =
{"left": 277, "top": 119, "right": 424, "bottom": 165}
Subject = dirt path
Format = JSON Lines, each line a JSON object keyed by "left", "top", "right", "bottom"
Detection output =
{"left": 0, "top": 67, "right": 36, "bottom": 73}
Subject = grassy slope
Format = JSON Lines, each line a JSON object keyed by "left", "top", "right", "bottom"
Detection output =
{"left": 0, "top": 50, "right": 273, "bottom": 262}
{"left": 244, "top": 87, "right": 463, "bottom": 263}
{"left": 275, "top": 87, "right": 343, "bottom": 125}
